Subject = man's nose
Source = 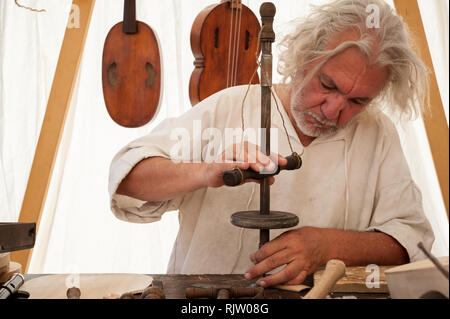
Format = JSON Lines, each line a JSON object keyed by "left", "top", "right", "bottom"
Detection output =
{"left": 320, "top": 94, "right": 347, "bottom": 120}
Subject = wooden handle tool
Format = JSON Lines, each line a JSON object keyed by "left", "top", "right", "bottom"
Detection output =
{"left": 303, "top": 259, "right": 346, "bottom": 299}
{"left": 222, "top": 153, "right": 302, "bottom": 186}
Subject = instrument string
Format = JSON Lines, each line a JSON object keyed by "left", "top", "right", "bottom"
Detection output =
{"left": 230, "top": 1, "right": 240, "bottom": 87}
{"left": 233, "top": 3, "right": 243, "bottom": 87}
{"left": 226, "top": 1, "right": 235, "bottom": 88}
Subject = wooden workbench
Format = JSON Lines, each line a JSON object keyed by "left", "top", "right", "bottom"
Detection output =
{"left": 21, "top": 274, "right": 389, "bottom": 299}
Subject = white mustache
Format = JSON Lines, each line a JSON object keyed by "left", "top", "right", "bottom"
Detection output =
{"left": 303, "top": 111, "right": 337, "bottom": 127}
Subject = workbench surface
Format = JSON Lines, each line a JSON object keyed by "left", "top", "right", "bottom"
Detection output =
{"left": 22, "top": 274, "right": 389, "bottom": 299}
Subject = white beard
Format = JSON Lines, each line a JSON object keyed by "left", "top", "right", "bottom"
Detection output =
{"left": 292, "top": 109, "right": 338, "bottom": 137}
{"left": 289, "top": 83, "right": 338, "bottom": 138}
{"left": 291, "top": 102, "right": 363, "bottom": 138}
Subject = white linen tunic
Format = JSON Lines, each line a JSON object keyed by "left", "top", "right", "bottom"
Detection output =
{"left": 108, "top": 85, "right": 434, "bottom": 274}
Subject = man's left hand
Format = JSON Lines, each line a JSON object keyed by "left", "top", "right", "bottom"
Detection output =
{"left": 244, "top": 227, "right": 331, "bottom": 287}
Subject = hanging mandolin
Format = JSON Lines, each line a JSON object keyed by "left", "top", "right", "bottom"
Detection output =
{"left": 102, "top": 0, "right": 162, "bottom": 128}
{"left": 189, "top": 0, "right": 261, "bottom": 106}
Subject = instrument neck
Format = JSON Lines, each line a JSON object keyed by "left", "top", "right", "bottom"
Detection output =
{"left": 221, "top": 0, "right": 242, "bottom": 10}
{"left": 123, "top": 0, "right": 137, "bottom": 34}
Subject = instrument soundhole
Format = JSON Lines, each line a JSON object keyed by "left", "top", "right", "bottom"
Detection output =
{"left": 107, "top": 62, "right": 117, "bottom": 87}
{"left": 145, "top": 62, "right": 156, "bottom": 88}
{"left": 214, "top": 27, "right": 219, "bottom": 48}
{"left": 245, "top": 30, "right": 250, "bottom": 50}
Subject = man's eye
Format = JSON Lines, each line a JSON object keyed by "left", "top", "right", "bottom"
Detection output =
{"left": 321, "top": 81, "right": 335, "bottom": 90}
{"left": 352, "top": 99, "right": 364, "bottom": 105}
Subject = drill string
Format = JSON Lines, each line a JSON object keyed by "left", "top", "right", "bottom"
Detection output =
{"left": 229, "top": 26, "right": 267, "bottom": 275}
{"left": 238, "top": 25, "right": 301, "bottom": 164}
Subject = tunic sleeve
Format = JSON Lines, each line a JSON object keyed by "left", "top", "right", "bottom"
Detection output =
{"left": 108, "top": 118, "right": 187, "bottom": 223}
{"left": 107, "top": 87, "right": 237, "bottom": 223}
{"left": 366, "top": 121, "right": 435, "bottom": 262}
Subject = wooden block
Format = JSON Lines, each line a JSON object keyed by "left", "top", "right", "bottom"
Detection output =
{"left": 0, "top": 262, "right": 22, "bottom": 283}
{"left": 314, "top": 265, "right": 394, "bottom": 293}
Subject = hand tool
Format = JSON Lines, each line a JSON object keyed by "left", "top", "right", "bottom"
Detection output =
{"left": 221, "top": 4, "right": 301, "bottom": 267}
{"left": 303, "top": 259, "right": 346, "bottom": 299}
{"left": 0, "top": 273, "right": 25, "bottom": 299}
{"left": 223, "top": 152, "right": 301, "bottom": 186}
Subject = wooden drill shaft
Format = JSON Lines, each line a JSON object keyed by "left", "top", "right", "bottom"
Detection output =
{"left": 259, "top": 2, "right": 276, "bottom": 250}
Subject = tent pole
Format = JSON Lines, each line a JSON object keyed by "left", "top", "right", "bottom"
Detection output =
{"left": 394, "top": 0, "right": 449, "bottom": 219}
{"left": 11, "top": 0, "right": 96, "bottom": 272}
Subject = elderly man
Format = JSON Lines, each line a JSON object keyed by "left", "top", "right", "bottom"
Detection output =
{"left": 109, "top": 0, "right": 434, "bottom": 287}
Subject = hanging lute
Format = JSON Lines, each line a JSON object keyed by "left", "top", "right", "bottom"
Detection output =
{"left": 102, "top": 0, "right": 162, "bottom": 127}
{"left": 189, "top": 0, "right": 261, "bottom": 106}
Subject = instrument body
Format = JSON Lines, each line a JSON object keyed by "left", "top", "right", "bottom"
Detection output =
{"left": 189, "top": 0, "right": 261, "bottom": 105}
{"left": 102, "top": 0, "right": 162, "bottom": 128}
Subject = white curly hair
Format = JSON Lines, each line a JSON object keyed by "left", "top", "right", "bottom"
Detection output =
{"left": 277, "top": 0, "right": 429, "bottom": 121}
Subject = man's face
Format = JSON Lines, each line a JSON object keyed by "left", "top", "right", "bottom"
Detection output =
{"left": 290, "top": 45, "right": 390, "bottom": 138}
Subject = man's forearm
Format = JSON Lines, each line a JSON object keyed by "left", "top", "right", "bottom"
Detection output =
{"left": 325, "top": 228, "right": 410, "bottom": 266}
{"left": 246, "top": 226, "right": 410, "bottom": 287}
{"left": 116, "top": 157, "right": 206, "bottom": 202}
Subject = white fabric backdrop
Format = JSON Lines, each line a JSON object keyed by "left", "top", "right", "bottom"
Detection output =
{"left": 0, "top": 0, "right": 448, "bottom": 274}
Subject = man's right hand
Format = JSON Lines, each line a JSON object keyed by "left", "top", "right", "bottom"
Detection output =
{"left": 203, "top": 142, "right": 287, "bottom": 188}
{"left": 117, "top": 142, "right": 287, "bottom": 203}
